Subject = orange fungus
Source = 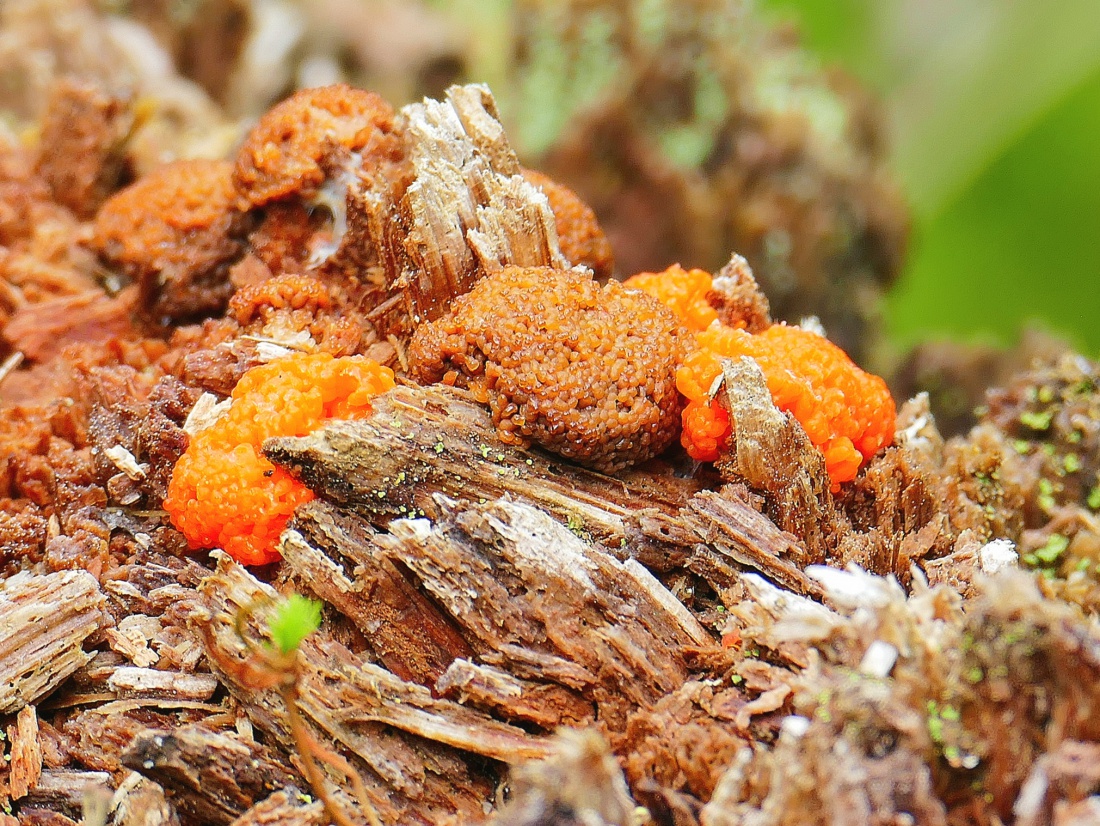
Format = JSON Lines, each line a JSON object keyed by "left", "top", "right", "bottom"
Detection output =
{"left": 164, "top": 353, "right": 394, "bottom": 565}
{"left": 677, "top": 323, "right": 895, "bottom": 489}
{"left": 624, "top": 264, "right": 719, "bottom": 333}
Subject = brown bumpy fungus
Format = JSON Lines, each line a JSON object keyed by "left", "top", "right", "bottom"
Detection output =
{"left": 409, "top": 266, "right": 687, "bottom": 472}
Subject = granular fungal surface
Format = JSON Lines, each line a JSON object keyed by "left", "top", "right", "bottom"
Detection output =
{"left": 409, "top": 266, "right": 688, "bottom": 472}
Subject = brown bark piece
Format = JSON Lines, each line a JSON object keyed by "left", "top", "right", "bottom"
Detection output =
{"left": 279, "top": 503, "right": 474, "bottom": 687}
{"left": 709, "top": 254, "right": 771, "bottom": 333}
{"left": 265, "top": 382, "right": 703, "bottom": 552}
{"left": 716, "top": 356, "right": 841, "bottom": 565}
{"left": 61, "top": 706, "right": 217, "bottom": 776}
{"left": 322, "top": 84, "right": 569, "bottom": 350}
{"left": 434, "top": 659, "right": 594, "bottom": 729}
{"left": 9, "top": 705, "right": 43, "bottom": 800}
{"left": 681, "top": 488, "right": 823, "bottom": 599}
{"left": 365, "top": 498, "right": 710, "bottom": 727}
{"left": 20, "top": 770, "right": 112, "bottom": 819}
{"left": 619, "top": 680, "right": 751, "bottom": 802}
{"left": 0, "top": 570, "right": 106, "bottom": 714}
{"left": 227, "top": 790, "right": 323, "bottom": 826}
{"left": 34, "top": 79, "right": 132, "bottom": 220}
{"left": 3, "top": 289, "right": 139, "bottom": 364}
{"left": 122, "top": 726, "right": 302, "bottom": 825}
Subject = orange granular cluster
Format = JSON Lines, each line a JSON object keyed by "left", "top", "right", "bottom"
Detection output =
{"left": 164, "top": 353, "right": 394, "bottom": 565}
{"left": 228, "top": 272, "right": 332, "bottom": 326}
{"left": 233, "top": 84, "right": 400, "bottom": 207}
{"left": 677, "top": 323, "right": 895, "bottom": 489}
{"left": 624, "top": 264, "right": 719, "bottom": 333}
{"left": 92, "top": 159, "right": 239, "bottom": 270}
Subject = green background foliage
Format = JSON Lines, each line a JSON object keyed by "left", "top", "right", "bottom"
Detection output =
{"left": 760, "top": 0, "right": 1100, "bottom": 354}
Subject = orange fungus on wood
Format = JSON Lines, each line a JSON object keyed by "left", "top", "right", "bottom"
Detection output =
{"left": 677, "top": 323, "right": 895, "bottom": 489}
{"left": 623, "top": 264, "right": 719, "bottom": 333}
{"left": 164, "top": 353, "right": 395, "bottom": 565}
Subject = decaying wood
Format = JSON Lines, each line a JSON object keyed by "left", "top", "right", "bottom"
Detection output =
{"left": 200, "top": 489, "right": 726, "bottom": 823}
{"left": 281, "top": 500, "right": 677, "bottom": 729}
{"left": 265, "top": 382, "right": 706, "bottom": 553}
{"left": 286, "top": 496, "right": 714, "bottom": 731}
{"left": 2, "top": 290, "right": 136, "bottom": 364}
{"left": 106, "top": 667, "right": 219, "bottom": 702}
{"left": 434, "top": 659, "right": 594, "bottom": 729}
{"left": 680, "top": 488, "right": 824, "bottom": 599}
{"left": 121, "top": 726, "right": 302, "bottom": 825}
{"left": 717, "top": 357, "right": 839, "bottom": 565}
{"left": 396, "top": 84, "right": 567, "bottom": 319}
{"left": 0, "top": 570, "right": 106, "bottom": 714}
{"left": 198, "top": 555, "right": 534, "bottom": 825}
{"left": 326, "top": 83, "right": 569, "bottom": 345}
{"left": 278, "top": 503, "right": 474, "bottom": 687}
{"left": 269, "top": 381, "right": 826, "bottom": 600}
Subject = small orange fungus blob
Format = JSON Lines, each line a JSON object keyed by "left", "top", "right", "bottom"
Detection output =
{"left": 677, "top": 323, "right": 895, "bottom": 490}
{"left": 624, "top": 264, "right": 719, "bottom": 333}
{"left": 164, "top": 353, "right": 394, "bottom": 565}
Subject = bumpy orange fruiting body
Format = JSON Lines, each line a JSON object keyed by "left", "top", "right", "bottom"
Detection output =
{"left": 164, "top": 353, "right": 394, "bottom": 565}
{"left": 93, "top": 159, "right": 240, "bottom": 267}
{"left": 91, "top": 158, "right": 245, "bottom": 319}
{"left": 233, "top": 84, "right": 399, "bottom": 207}
{"left": 677, "top": 323, "right": 895, "bottom": 489}
{"left": 624, "top": 264, "right": 719, "bottom": 333}
{"left": 408, "top": 266, "right": 687, "bottom": 472}
{"left": 228, "top": 273, "right": 332, "bottom": 326}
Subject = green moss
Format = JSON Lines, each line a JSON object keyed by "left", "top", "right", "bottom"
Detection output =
{"left": 1023, "top": 534, "right": 1069, "bottom": 569}
{"left": 1019, "top": 409, "right": 1053, "bottom": 431}
{"left": 1087, "top": 484, "right": 1100, "bottom": 510}
{"left": 269, "top": 594, "right": 322, "bottom": 655}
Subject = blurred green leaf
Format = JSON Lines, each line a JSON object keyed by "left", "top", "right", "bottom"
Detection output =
{"left": 762, "top": 0, "right": 1100, "bottom": 353}
{"left": 888, "top": 63, "right": 1100, "bottom": 352}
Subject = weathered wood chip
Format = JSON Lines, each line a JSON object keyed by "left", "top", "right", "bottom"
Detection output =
{"left": 21, "top": 769, "right": 112, "bottom": 818}
{"left": 0, "top": 570, "right": 106, "bottom": 714}
{"left": 106, "top": 667, "right": 219, "bottom": 702}
{"left": 123, "top": 726, "right": 300, "bottom": 825}
{"left": 266, "top": 382, "right": 702, "bottom": 552}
